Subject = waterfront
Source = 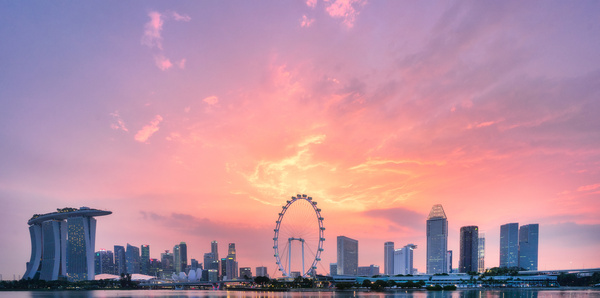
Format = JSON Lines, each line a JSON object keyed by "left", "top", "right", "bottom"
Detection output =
{"left": 0, "top": 289, "right": 599, "bottom": 298}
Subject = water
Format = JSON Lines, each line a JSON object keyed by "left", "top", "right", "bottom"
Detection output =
{"left": 0, "top": 289, "right": 598, "bottom": 298}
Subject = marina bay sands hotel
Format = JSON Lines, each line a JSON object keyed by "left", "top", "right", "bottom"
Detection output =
{"left": 23, "top": 207, "right": 111, "bottom": 281}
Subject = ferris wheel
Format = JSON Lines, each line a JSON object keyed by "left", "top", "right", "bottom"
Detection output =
{"left": 273, "top": 194, "right": 325, "bottom": 277}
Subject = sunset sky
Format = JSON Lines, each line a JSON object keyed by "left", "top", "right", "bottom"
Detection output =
{"left": 1, "top": 1, "right": 599, "bottom": 279}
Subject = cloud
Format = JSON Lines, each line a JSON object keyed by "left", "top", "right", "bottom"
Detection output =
{"left": 154, "top": 55, "right": 173, "bottom": 71}
{"left": 577, "top": 183, "right": 600, "bottom": 192}
{"left": 325, "top": 0, "right": 367, "bottom": 28}
{"left": 141, "top": 11, "right": 190, "bottom": 70}
{"left": 306, "top": 0, "right": 317, "bottom": 8}
{"left": 362, "top": 207, "right": 425, "bottom": 230}
{"left": 109, "top": 111, "right": 128, "bottom": 132}
{"left": 177, "top": 59, "right": 186, "bottom": 69}
{"left": 172, "top": 12, "right": 191, "bottom": 22}
{"left": 134, "top": 115, "right": 163, "bottom": 143}
{"left": 141, "top": 11, "right": 164, "bottom": 50}
{"left": 301, "top": 15, "right": 315, "bottom": 28}
{"left": 203, "top": 96, "right": 219, "bottom": 106}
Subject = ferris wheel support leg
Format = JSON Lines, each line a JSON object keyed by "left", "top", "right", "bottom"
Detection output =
{"left": 302, "top": 240, "right": 305, "bottom": 276}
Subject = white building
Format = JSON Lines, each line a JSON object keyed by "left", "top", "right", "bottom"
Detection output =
{"left": 393, "top": 244, "right": 417, "bottom": 275}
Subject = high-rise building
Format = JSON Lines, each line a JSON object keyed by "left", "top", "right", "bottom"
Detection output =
{"left": 211, "top": 240, "right": 219, "bottom": 260}
{"left": 94, "top": 249, "right": 113, "bottom": 274}
{"left": 384, "top": 242, "right": 394, "bottom": 275}
{"left": 393, "top": 244, "right": 417, "bottom": 275}
{"left": 173, "top": 244, "right": 181, "bottom": 273}
{"left": 204, "top": 252, "right": 219, "bottom": 276}
{"left": 255, "top": 266, "right": 268, "bottom": 277}
{"left": 519, "top": 224, "right": 539, "bottom": 270}
{"left": 140, "top": 245, "right": 150, "bottom": 275}
{"left": 224, "top": 243, "right": 238, "bottom": 279}
{"left": 23, "top": 207, "right": 111, "bottom": 281}
{"left": 478, "top": 233, "right": 486, "bottom": 273}
{"left": 220, "top": 258, "right": 228, "bottom": 279}
{"left": 459, "top": 226, "right": 479, "bottom": 273}
{"left": 240, "top": 267, "right": 252, "bottom": 279}
{"left": 179, "top": 242, "right": 188, "bottom": 273}
{"left": 426, "top": 204, "right": 448, "bottom": 274}
{"left": 114, "top": 245, "right": 126, "bottom": 275}
{"left": 500, "top": 223, "right": 519, "bottom": 268}
{"left": 125, "top": 244, "right": 140, "bottom": 274}
{"left": 336, "top": 236, "right": 358, "bottom": 276}
{"left": 228, "top": 243, "right": 236, "bottom": 261}
{"left": 447, "top": 250, "right": 453, "bottom": 273}
{"left": 159, "top": 250, "right": 175, "bottom": 278}
{"left": 191, "top": 259, "right": 199, "bottom": 271}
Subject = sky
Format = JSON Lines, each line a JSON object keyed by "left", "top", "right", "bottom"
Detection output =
{"left": 1, "top": 0, "right": 600, "bottom": 280}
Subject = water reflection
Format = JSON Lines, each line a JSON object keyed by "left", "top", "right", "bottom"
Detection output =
{"left": 1, "top": 289, "right": 598, "bottom": 298}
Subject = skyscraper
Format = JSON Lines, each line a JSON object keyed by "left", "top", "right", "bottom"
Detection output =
{"left": 225, "top": 243, "right": 238, "bottom": 279}
{"left": 426, "top": 204, "right": 448, "bottom": 274}
{"left": 160, "top": 250, "right": 174, "bottom": 273}
{"left": 384, "top": 242, "right": 394, "bottom": 275}
{"left": 459, "top": 226, "right": 478, "bottom": 273}
{"left": 329, "top": 263, "right": 337, "bottom": 276}
{"left": 140, "top": 244, "right": 150, "bottom": 275}
{"left": 336, "top": 236, "right": 358, "bottom": 275}
{"left": 519, "top": 224, "right": 539, "bottom": 270}
{"left": 179, "top": 242, "right": 188, "bottom": 273}
{"left": 173, "top": 244, "right": 181, "bottom": 273}
{"left": 393, "top": 244, "right": 417, "bottom": 275}
{"left": 478, "top": 233, "right": 486, "bottom": 273}
{"left": 114, "top": 245, "right": 126, "bottom": 275}
{"left": 228, "top": 243, "right": 236, "bottom": 261}
{"left": 125, "top": 243, "right": 140, "bottom": 274}
{"left": 23, "top": 207, "right": 111, "bottom": 281}
{"left": 500, "top": 223, "right": 519, "bottom": 268}
{"left": 94, "top": 249, "right": 114, "bottom": 275}
{"left": 211, "top": 240, "right": 219, "bottom": 260}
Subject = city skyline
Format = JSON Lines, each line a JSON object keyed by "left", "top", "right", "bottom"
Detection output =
{"left": 1, "top": 1, "right": 600, "bottom": 279}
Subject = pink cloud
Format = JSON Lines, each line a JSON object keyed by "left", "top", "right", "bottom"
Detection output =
{"left": 109, "top": 111, "right": 128, "bottom": 132}
{"left": 578, "top": 183, "right": 600, "bottom": 192}
{"left": 172, "top": 12, "right": 191, "bottom": 22}
{"left": 142, "top": 11, "right": 189, "bottom": 71}
{"left": 154, "top": 55, "right": 173, "bottom": 71}
{"left": 306, "top": 0, "right": 317, "bottom": 8}
{"left": 325, "top": 0, "right": 366, "bottom": 28}
{"left": 177, "top": 58, "right": 186, "bottom": 69}
{"left": 203, "top": 96, "right": 219, "bottom": 106}
{"left": 301, "top": 15, "right": 315, "bottom": 28}
{"left": 134, "top": 115, "right": 164, "bottom": 143}
{"left": 141, "top": 11, "right": 164, "bottom": 50}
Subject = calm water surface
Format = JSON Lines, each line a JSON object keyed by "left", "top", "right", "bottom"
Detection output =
{"left": 0, "top": 289, "right": 598, "bottom": 298}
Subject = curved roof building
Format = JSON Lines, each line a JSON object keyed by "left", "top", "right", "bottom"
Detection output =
{"left": 24, "top": 207, "right": 111, "bottom": 281}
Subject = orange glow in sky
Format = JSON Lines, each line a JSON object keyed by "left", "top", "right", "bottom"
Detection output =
{"left": 1, "top": 1, "right": 599, "bottom": 278}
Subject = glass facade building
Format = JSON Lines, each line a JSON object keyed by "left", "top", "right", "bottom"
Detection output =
{"left": 426, "top": 204, "right": 448, "bottom": 274}
{"left": 24, "top": 207, "right": 110, "bottom": 281}
{"left": 384, "top": 241, "right": 394, "bottom": 275}
{"left": 459, "top": 226, "right": 479, "bottom": 273}
{"left": 126, "top": 243, "right": 140, "bottom": 274}
{"left": 500, "top": 223, "right": 519, "bottom": 268}
{"left": 519, "top": 224, "right": 539, "bottom": 270}
{"left": 478, "top": 233, "right": 486, "bottom": 273}
{"left": 336, "top": 236, "right": 358, "bottom": 275}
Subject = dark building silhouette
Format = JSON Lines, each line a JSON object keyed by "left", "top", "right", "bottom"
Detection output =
{"left": 459, "top": 226, "right": 479, "bottom": 273}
